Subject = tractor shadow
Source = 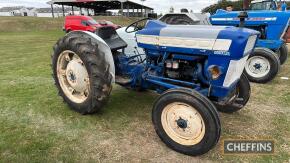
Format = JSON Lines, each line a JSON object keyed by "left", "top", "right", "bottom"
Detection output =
{"left": 96, "top": 85, "right": 158, "bottom": 121}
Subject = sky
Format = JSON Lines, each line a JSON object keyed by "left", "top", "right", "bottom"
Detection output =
{"left": 0, "top": 0, "right": 220, "bottom": 14}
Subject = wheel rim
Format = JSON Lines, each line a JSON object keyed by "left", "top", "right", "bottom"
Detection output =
{"left": 245, "top": 56, "right": 271, "bottom": 78}
{"left": 57, "top": 50, "right": 90, "bottom": 103}
{"left": 161, "top": 102, "right": 205, "bottom": 146}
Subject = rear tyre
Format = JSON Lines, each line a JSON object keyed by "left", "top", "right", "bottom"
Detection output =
{"left": 152, "top": 88, "right": 221, "bottom": 156}
{"left": 215, "top": 73, "right": 251, "bottom": 113}
{"left": 244, "top": 48, "right": 280, "bottom": 83}
{"left": 52, "top": 34, "right": 113, "bottom": 114}
{"left": 276, "top": 43, "right": 288, "bottom": 65}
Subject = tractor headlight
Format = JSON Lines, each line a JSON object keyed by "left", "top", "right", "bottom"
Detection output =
{"left": 208, "top": 65, "right": 222, "bottom": 80}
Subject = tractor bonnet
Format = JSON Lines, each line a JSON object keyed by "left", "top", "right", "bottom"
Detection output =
{"left": 136, "top": 20, "right": 259, "bottom": 59}
{"left": 136, "top": 20, "right": 259, "bottom": 96}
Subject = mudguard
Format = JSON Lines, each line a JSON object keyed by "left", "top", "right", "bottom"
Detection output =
{"left": 66, "top": 31, "right": 116, "bottom": 83}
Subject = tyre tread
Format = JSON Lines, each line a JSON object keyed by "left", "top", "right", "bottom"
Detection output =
{"left": 52, "top": 33, "right": 112, "bottom": 114}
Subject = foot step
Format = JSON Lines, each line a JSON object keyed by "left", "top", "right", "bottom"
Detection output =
{"left": 115, "top": 76, "right": 131, "bottom": 85}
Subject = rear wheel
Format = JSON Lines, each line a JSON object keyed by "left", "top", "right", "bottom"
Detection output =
{"left": 215, "top": 73, "right": 251, "bottom": 113}
{"left": 244, "top": 48, "right": 280, "bottom": 83}
{"left": 276, "top": 43, "right": 288, "bottom": 65}
{"left": 152, "top": 88, "right": 221, "bottom": 156}
{"left": 52, "top": 34, "right": 113, "bottom": 114}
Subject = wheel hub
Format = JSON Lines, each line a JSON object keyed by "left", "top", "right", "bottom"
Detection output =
{"left": 57, "top": 50, "right": 90, "bottom": 103}
{"left": 245, "top": 56, "right": 271, "bottom": 78}
{"left": 176, "top": 118, "right": 188, "bottom": 129}
{"left": 161, "top": 102, "right": 205, "bottom": 146}
{"left": 65, "top": 60, "right": 88, "bottom": 93}
{"left": 254, "top": 63, "right": 262, "bottom": 70}
{"left": 68, "top": 71, "right": 76, "bottom": 82}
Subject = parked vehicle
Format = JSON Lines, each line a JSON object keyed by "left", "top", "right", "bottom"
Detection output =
{"left": 210, "top": 0, "right": 290, "bottom": 83}
{"left": 96, "top": 20, "right": 121, "bottom": 29}
{"left": 159, "top": 10, "right": 211, "bottom": 25}
{"left": 63, "top": 16, "right": 121, "bottom": 33}
{"left": 250, "top": 0, "right": 286, "bottom": 11}
{"left": 52, "top": 18, "right": 259, "bottom": 156}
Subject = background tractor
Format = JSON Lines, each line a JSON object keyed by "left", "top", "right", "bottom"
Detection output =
{"left": 158, "top": 9, "right": 211, "bottom": 25}
{"left": 250, "top": 0, "right": 286, "bottom": 11}
{"left": 52, "top": 18, "right": 259, "bottom": 156}
{"left": 210, "top": 0, "right": 290, "bottom": 83}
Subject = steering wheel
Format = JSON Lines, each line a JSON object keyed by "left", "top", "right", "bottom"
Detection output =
{"left": 125, "top": 18, "right": 153, "bottom": 33}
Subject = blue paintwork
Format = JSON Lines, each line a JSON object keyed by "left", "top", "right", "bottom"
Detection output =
{"left": 113, "top": 20, "right": 259, "bottom": 102}
{"left": 210, "top": 9, "right": 290, "bottom": 50}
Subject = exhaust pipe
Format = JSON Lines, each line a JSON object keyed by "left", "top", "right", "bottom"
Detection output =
{"left": 238, "top": 0, "right": 250, "bottom": 28}
{"left": 238, "top": 11, "right": 248, "bottom": 27}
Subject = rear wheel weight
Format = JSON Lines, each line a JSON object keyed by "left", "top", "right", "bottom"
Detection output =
{"left": 244, "top": 48, "right": 280, "bottom": 84}
{"left": 152, "top": 89, "right": 221, "bottom": 156}
{"left": 52, "top": 34, "right": 113, "bottom": 114}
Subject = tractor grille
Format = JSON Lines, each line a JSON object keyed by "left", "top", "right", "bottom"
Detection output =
{"left": 223, "top": 55, "right": 249, "bottom": 87}
{"left": 244, "top": 35, "right": 257, "bottom": 55}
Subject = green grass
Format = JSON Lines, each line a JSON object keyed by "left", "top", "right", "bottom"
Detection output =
{"left": 0, "top": 16, "right": 138, "bottom": 32}
{"left": 0, "top": 17, "right": 289, "bottom": 162}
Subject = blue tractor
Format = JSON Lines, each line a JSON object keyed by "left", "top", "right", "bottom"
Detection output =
{"left": 51, "top": 18, "right": 259, "bottom": 156}
{"left": 210, "top": 0, "right": 290, "bottom": 83}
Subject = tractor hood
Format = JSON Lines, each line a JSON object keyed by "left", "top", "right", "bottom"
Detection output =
{"left": 211, "top": 9, "right": 290, "bottom": 26}
{"left": 136, "top": 20, "right": 259, "bottom": 60}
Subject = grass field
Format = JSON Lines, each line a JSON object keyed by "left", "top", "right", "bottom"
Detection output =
{"left": 0, "top": 16, "right": 289, "bottom": 162}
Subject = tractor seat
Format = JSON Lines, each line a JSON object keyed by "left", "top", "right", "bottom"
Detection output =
{"left": 96, "top": 26, "right": 128, "bottom": 51}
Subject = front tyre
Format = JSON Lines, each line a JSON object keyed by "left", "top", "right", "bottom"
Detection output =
{"left": 276, "top": 43, "right": 288, "bottom": 65}
{"left": 152, "top": 89, "right": 221, "bottom": 156}
{"left": 215, "top": 73, "right": 251, "bottom": 113}
{"left": 52, "top": 34, "right": 113, "bottom": 114}
{"left": 244, "top": 48, "right": 280, "bottom": 84}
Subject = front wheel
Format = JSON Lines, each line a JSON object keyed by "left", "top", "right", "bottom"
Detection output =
{"left": 152, "top": 88, "right": 221, "bottom": 156}
{"left": 215, "top": 73, "right": 251, "bottom": 113}
{"left": 276, "top": 43, "right": 288, "bottom": 65}
{"left": 244, "top": 48, "right": 280, "bottom": 83}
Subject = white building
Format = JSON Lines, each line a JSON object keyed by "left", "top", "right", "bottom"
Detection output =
{"left": 0, "top": 6, "right": 78, "bottom": 17}
{"left": 36, "top": 7, "right": 80, "bottom": 17}
{"left": 0, "top": 6, "right": 37, "bottom": 17}
{"left": 19, "top": 7, "right": 37, "bottom": 16}
{"left": 0, "top": 7, "right": 22, "bottom": 16}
